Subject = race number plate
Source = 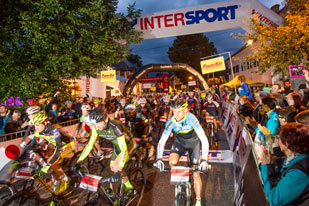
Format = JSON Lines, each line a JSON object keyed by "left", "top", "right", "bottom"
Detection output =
{"left": 120, "top": 118, "right": 126, "bottom": 124}
{"left": 160, "top": 116, "right": 167, "bottom": 122}
{"left": 80, "top": 174, "right": 102, "bottom": 192}
{"left": 170, "top": 166, "right": 189, "bottom": 183}
{"left": 206, "top": 117, "right": 215, "bottom": 123}
{"left": 16, "top": 168, "right": 33, "bottom": 179}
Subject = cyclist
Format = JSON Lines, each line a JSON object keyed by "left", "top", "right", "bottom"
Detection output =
{"left": 124, "top": 104, "right": 155, "bottom": 158}
{"left": 76, "top": 111, "right": 134, "bottom": 197}
{"left": 30, "top": 111, "right": 74, "bottom": 195}
{"left": 155, "top": 99, "right": 209, "bottom": 206}
{"left": 186, "top": 92, "right": 199, "bottom": 115}
{"left": 155, "top": 96, "right": 172, "bottom": 141}
{"left": 115, "top": 98, "right": 128, "bottom": 124}
{"left": 205, "top": 94, "right": 220, "bottom": 145}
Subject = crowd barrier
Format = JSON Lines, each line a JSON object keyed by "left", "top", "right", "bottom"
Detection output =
{"left": 220, "top": 101, "right": 269, "bottom": 206}
{"left": 0, "top": 118, "right": 79, "bottom": 142}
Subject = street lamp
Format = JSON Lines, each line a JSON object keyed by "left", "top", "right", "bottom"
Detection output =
{"left": 188, "top": 76, "right": 193, "bottom": 80}
{"left": 247, "top": 39, "right": 253, "bottom": 46}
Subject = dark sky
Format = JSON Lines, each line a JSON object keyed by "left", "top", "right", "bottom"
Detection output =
{"left": 118, "top": 0, "right": 284, "bottom": 65}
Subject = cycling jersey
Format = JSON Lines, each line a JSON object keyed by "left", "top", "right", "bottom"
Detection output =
{"left": 77, "top": 120, "right": 130, "bottom": 167}
{"left": 205, "top": 101, "right": 219, "bottom": 117}
{"left": 34, "top": 124, "right": 62, "bottom": 164}
{"left": 126, "top": 112, "right": 150, "bottom": 138}
{"left": 157, "top": 113, "right": 209, "bottom": 160}
{"left": 137, "top": 104, "right": 152, "bottom": 120}
{"left": 187, "top": 96, "right": 195, "bottom": 107}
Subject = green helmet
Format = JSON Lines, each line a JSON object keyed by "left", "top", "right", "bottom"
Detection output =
{"left": 170, "top": 99, "right": 188, "bottom": 110}
{"left": 30, "top": 111, "right": 48, "bottom": 125}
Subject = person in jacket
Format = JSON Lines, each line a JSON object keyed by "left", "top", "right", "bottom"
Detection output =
{"left": 238, "top": 75, "right": 253, "bottom": 101}
{"left": 255, "top": 123, "right": 308, "bottom": 206}
{"left": 246, "top": 96, "right": 280, "bottom": 151}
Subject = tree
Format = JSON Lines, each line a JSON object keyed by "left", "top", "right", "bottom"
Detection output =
{"left": 0, "top": 0, "right": 142, "bottom": 102}
{"left": 236, "top": 0, "right": 308, "bottom": 78}
{"left": 168, "top": 34, "right": 217, "bottom": 72}
{"left": 127, "top": 53, "right": 143, "bottom": 67}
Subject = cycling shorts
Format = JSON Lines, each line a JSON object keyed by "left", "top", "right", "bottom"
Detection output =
{"left": 170, "top": 133, "right": 200, "bottom": 166}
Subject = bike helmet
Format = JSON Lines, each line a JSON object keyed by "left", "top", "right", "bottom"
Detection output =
{"left": 201, "top": 93, "right": 206, "bottom": 98}
{"left": 120, "top": 99, "right": 126, "bottom": 105}
{"left": 89, "top": 111, "right": 107, "bottom": 123}
{"left": 26, "top": 106, "right": 41, "bottom": 115}
{"left": 163, "top": 96, "right": 170, "bottom": 103}
{"left": 124, "top": 104, "right": 136, "bottom": 117}
{"left": 139, "top": 98, "right": 147, "bottom": 104}
{"left": 81, "top": 104, "right": 91, "bottom": 111}
{"left": 170, "top": 99, "right": 188, "bottom": 110}
{"left": 30, "top": 111, "right": 48, "bottom": 125}
{"left": 93, "top": 99, "right": 100, "bottom": 104}
{"left": 188, "top": 91, "right": 194, "bottom": 96}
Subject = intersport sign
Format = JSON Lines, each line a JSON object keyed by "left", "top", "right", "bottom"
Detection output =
{"left": 133, "top": 0, "right": 282, "bottom": 39}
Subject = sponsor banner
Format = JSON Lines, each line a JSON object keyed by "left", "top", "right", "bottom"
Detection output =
{"left": 101, "top": 70, "right": 116, "bottom": 82}
{"left": 86, "top": 76, "right": 91, "bottom": 94}
{"left": 162, "top": 150, "right": 233, "bottom": 163}
{"left": 150, "top": 87, "right": 157, "bottom": 91}
{"left": 133, "top": 0, "right": 282, "bottom": 39}
{"left": 200, "top": 56, "right": 226, "bottom": 74}
{"left": 143, "top": 83, "right": 152, "bottom": 88}
{"left": 188, "top": 80, "right": 196, "bottom": 86}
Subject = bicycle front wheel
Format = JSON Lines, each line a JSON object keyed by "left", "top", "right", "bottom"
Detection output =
{"left": 175, "top": 193, "right": 187, "bottom": 206}
{"left": 125, "top": 168, "right": 146, "bottom": 206}
{"left": 3, "top": 190, "right": 41, "bottom": 206}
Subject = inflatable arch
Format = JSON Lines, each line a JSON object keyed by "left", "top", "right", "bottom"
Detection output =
{"left": 123, "top": 64, "right": 209, "bottom": 95}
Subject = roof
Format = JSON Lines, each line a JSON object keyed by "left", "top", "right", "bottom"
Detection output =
{"left": 112, "top": 60, "right": 139, "bottom": 71}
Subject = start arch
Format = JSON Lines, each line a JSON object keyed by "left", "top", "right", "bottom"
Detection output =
{"left": 123, "top": 64, "right": 209, "bottom": 95}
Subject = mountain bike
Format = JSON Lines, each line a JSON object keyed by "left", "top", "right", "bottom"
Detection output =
{"left": 80, "top": 167, "right": 146, "bottom": 206}
{"left": 205, "top": 115, "right": 218, "bottom": 149}
{"left": 154, "top": 154, "right": 211, "bottom": 206}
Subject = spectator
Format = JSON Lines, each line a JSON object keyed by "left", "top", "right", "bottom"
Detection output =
{"left": 252, "top": 91, "right": 269, "bottom": 125}
{"left": 286, "top": 92, "right": 306, "bottom": 113}
{"left": 255, "top": 123, "right": 309, "bottom": 206}
{"left": 301, "top": 80, "right": 309, "bottom": 108}
{"left": 45, "top": 91, "right": 60, "bottom": 113}
{"left": 59, "top": 100, "right": 75, "bottom": 122}
{"left": 238, "top": 75, "right": 253, "bottom": 101}
{"left": 0, "top": 106, "right": 11, "bottom": 135}
{"left": 246, "top": 96, "right": 280, "bottom": 151}
{"left": 238, "top": 95, "right": 254, "bottom": 117}
{"left": 74, "top": 97, "right": 83, "bottom": 118}
{"left": 48, "top": 103, "right": 60, "bottom": 124}
{"left": 295, "top": 110, "right": 309, "bottom": 125}
{"left": 271, "top": 83, "right": 282, "bottom": 94}
{"left": 283, "top": 79, "right": 293, "bottom": 96}
{"left": 276, "top": 107, "right": 297, "bottom": 126}
{"left": 4, "top": 110, "right": 23, "bottom": 133}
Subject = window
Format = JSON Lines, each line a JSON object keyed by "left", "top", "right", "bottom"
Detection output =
{"left": 235, "top": 65, "right": 239, "bottom": 73}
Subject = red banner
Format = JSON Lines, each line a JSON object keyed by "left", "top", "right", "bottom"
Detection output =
{"left": 162, "top": 73, "right": 169, "bottom": 93}
{"left": 127, "top": 75, "right": 163, "bottom": 82}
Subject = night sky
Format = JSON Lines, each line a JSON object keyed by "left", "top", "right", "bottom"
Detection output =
{"left": 117, "top": 0, "right": 284, "bottom": 65}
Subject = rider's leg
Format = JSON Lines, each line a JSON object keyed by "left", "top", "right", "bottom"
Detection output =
{"left": 111, "top": 153, "right": 133, "bottom": 192}
{"left": 193, "top": 171, "right": 202, "bottom": 200}
{"left": 169, "top": 153, "right": 180, "bottom": 166}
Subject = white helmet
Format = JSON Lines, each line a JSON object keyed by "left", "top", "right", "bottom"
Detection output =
{"left": 125, "top": 104, "right": 136, "bottom": 111}
{"left": 188, "top": 92, "right": 194, "bottom": 96}
{"left": 26, "top": 106, "right": 41, "bottom": 115}
{"left": 120, "top": 99, "right": 126, "bottom": 105}
{"left": 81, "top": 104, "right": 91, "bottom": 110}
{"left": 163, "top": 96, "right": 170, "bottom": 103}
{"left": 139, "top": 98, "right": 147, "bottom": 104}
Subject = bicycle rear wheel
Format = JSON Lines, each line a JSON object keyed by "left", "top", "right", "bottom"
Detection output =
{"left": 125, "top": 168, "right": 146, "bottom": 206}
{"left": 3, "top": 190, "right": 41, "bottom": 206}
